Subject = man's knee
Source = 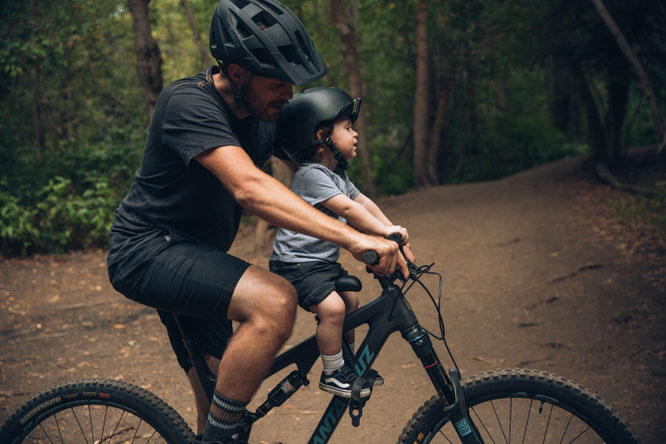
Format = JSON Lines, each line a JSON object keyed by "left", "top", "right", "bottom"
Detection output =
{"left": 232, "top": 269, "right": 297, "bottom": 341}
{"left": 260, "top": 280, "right": 297, "bottom": 340}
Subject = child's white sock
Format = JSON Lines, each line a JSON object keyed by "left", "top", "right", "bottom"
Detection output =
{"left": 321, "top": 350, "right": 344, "bottom": 374}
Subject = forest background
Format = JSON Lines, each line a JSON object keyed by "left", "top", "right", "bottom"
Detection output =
{"left": 0, "top": 0, "right": 664, "bottom": 256}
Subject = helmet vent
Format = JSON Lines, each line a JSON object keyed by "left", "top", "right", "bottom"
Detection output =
{"left": 255, "top": 0, "right": 284, "bottom": 15}
{"left": 235, "top": 19, "right": 253, "bottom": 38}
{"left": 278, "top": 45, "right": 299, "bottom": 64}
{"left": 294, "top": 31, "right": 311, "bottom": 62}
{"left": 230, "top": 0, "right": 249, "bottom": 8}
{"left": 253, "top": 11, "right": 277, "bottom": 28}
{"left": 251, "top": 47, "right": 274, "bottom": 66}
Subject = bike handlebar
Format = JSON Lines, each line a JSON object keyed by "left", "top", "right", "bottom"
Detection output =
{"left": 362, "top": 233, "right": 403, "bottom": 265}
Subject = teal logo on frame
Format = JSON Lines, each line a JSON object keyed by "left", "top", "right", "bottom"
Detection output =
{"left": 454, "top": 418, "right": 472, "bottom": 436}
{"left": 313, "top": 398, "right": 347, "bottom": 444}
{"left": 353, "top": 345, "right": 375, "bottom": 376}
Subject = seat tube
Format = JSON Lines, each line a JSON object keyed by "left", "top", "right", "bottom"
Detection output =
{"left": 402, "top": 325, "right": 455, "bottom": 402}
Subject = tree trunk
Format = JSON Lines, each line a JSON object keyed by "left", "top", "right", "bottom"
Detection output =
{"left": 128, "top": 0, "right": 163, "bottom": 123}
{"left": 28, "top": 0, "right": 46, "bottom": 161}
{"left": 549, "top": 55, "right": 573, "bottom": 136}
{"left": 589, "top": 0, "right": 666, "bottom": 153}
{"left": 330, "top": 0, "right": 377, "bottom": 196}
{"left": 180, "top": 0, "right": 212, "bottom": 69}
{"left": 29, "top": 65, "right": 46, "bottom": 162}
{"left": 570, "top": 62, "right": 607, "bottom": 166}
{"left": 61, "top": 44, "right": 74, "bottom": 141}
{"left": 413, "top": 0, "right": 431, "bottom": 188}
{"left": 604, "top": 65, "right": 629, "bottom": 166}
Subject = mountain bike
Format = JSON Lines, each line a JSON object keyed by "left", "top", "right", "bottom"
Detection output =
{"left": 0, "top": 239, "right": 641, "bottom": 443}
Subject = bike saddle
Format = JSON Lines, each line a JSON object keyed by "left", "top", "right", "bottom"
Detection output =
{"left": 335, "top": 275, "right": 362, "bottom": 292}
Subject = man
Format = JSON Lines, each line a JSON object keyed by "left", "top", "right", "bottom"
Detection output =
{"left": 107, "top": 1, "right": 406, "bottom": 443}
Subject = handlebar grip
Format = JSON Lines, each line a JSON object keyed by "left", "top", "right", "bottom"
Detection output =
{"left": 388, "top": 233, "right": 403, "bottom": 244}
{"left": 362, "top": 250, "right": 379, "bottom": 265}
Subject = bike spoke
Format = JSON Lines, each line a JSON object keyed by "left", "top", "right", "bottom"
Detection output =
{"left": 489, "top": 399, "right": 509, "bottom": 444}
{"left": 145, "top": 429, "right": 158, "bottom": 444}
{"left": 567, "top": 425, "right": 592, "bottom": 443}
{"left": 470, "top": 405, "right": 497, "bottom": 444}
{"left": 54, "top": 412, "right": 63, "bottom": 444}
{"left": 559, "top": 414, "right": 574, "bottom": 444}
{"left": 108, "top": 409, "right": 126, "bottom": 444}
{"left": 71, "top": 407, "right": 91, "bottom": 444}
{"left": 542, "top": 403, "right": 554, "bottom": 444}
{"left": 521, "top": 398, "right": 533, "bottom": 444}
{"left": 508, "top": 397, "right": 512, "bottom": 444}
{"left": 436, "top": 428, "right": 454, "bottom": 443}
{"left": 89, "top": 404, "right": 95, "bottom": 444}
{"left": 130, "top": 418, "right": 143, "bottom": 443}
{"left": 100, "top": 405, "right": 109, "bottom": 444}
{"left": 35, "top": 420, "right": 55, "bottom": 444}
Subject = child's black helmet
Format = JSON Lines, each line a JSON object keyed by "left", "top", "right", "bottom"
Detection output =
{"left": 210, "top": 0, "right": 328, "bottom": 85}
{"left": 277, "top": 87, "right": 361, "bottom": 163}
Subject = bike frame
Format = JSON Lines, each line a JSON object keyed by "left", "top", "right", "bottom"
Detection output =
{"left": 178, "top": 274, "right": 483, "bottom": 444}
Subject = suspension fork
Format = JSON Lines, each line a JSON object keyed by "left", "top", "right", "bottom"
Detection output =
{"left": 402, "top": 325, "right": 483, "bottom": 444}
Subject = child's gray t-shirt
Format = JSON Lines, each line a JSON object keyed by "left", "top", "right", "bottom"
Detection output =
{"left": 270, "top": 163, "right": 360, "bottom": 263}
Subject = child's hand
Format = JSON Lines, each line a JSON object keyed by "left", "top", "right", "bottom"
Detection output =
{"left": 385, "top": 225, "right": 409, "bottom": 245}
{"left": 385, "top": 226, "right": 416, "bottom": 264}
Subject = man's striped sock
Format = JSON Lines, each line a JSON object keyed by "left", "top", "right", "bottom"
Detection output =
{"left": 202, "top": 390, "right": 249, "bottom": 442}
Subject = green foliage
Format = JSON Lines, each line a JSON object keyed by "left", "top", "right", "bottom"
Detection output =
{"left": 1, "top": 0, "right": 664, "bottom": 255}
{"left": 0, "top": 176, "right": 116, "bottom": 255}
{"left": 612, "top": 190, "right": 666, "bottom": 237}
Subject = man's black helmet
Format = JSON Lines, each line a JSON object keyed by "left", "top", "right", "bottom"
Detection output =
{"left": 210, "top": 0, "right": 328, "bottom": 85}
{"left": 277, "top": 87, "right": 361, "bottom": 163}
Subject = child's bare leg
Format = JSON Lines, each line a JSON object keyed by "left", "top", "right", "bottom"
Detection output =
{"left": 311, "top": 291, "right": 346, "bottom": 355}
{"left": 313, "top": 290, "right": 371, "bottom": 398}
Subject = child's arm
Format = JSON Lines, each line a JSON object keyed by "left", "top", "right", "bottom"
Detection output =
{"left": 321, "top": 193, "right": 409, "bottom": 243}
{"left": 322, "top": 193, "right": 416, "bottom": 263}
{"left": 321, "top": 194, "right": 394, "bottom": 238}
{"left": 354, "top": 193, "right": 409, "bottom": 244}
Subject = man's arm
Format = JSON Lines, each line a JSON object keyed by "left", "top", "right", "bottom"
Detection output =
{"left": 195, "top": 145, "right": 406, "bottom": 275}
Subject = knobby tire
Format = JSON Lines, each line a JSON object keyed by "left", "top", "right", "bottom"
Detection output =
{"left": 0, "top": 377, "right": 194, "bottom": 444}
{"left": 397, "top": 368, "right": 639, "bottom": 444}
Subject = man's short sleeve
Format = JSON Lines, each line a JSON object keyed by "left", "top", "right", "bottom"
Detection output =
{"left": 161, "top": 86, "right": 239, "bottom": 165}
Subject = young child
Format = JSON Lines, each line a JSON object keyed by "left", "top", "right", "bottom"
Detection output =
{"left": 269, "top": 87, "right": 413, "bottom": 398}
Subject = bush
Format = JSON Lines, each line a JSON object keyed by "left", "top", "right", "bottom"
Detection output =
{"left": 0, "top": 176, "right": 117, "bottom": 255}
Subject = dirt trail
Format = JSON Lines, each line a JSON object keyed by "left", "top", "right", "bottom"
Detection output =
{"left": 1, "top": 156, "right": 664, "bottom": 442}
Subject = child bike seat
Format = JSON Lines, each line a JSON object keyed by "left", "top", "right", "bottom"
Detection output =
{"left": 335, "top": 275, "right": 362, "bottom": 292}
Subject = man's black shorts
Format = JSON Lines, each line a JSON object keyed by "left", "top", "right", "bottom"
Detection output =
{"left": 269, "top": 260, "right": 349, "bottom": 311}
{"left": 108, "top": 229, "right": 251, "bottom": 372}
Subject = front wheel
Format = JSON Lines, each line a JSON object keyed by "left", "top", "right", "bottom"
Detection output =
{"left": 398, "top": 368, "right": 639, "bottom": 444}
{"left": 0, "top": 378, "right": 195, "bottom": 444}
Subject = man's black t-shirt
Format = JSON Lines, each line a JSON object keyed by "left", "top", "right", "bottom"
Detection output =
{"left": 108, "top": 66, "right": 287, "bottom": 267}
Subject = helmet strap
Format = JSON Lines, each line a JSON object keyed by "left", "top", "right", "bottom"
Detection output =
{"left": 323, "top": 137, "right": 348, "bottom": 171}
{"left": 218, "top": 62, "right": 252, "bottom": 116}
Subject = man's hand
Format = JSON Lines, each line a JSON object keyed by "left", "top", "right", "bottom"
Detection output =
{"left": 351, "top": 234, "right": 408, "bottom": 278}
{"left": 401, "top": 243, "right": 416, "bottom": 264}
{"left": 384, "top": 226, "right": 415, "bottom": 266}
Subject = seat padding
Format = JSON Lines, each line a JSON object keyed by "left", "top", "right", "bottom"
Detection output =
{"left": 335, "top": 275, "right": 362, "bottom": 292}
